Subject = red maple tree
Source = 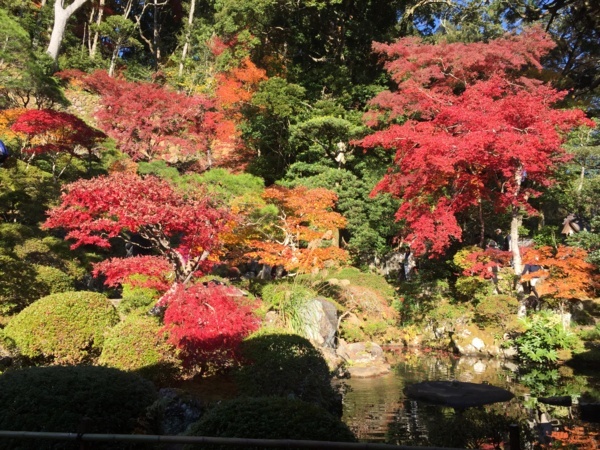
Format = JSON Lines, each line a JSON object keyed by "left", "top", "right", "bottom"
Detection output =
{"left": 359, "top": 27, "right": 593, "bottom": 271}
{"left": 43, "top": 172, "right": 230, "bottom": 284}
{"left": 77, "top": 70, "right": 234, "bottom": 169}
{"left": 10, "top": 109, "right": 105, "bottom": 178}
{"left": 158, "top": 282, "right": 259, "bottom": 371}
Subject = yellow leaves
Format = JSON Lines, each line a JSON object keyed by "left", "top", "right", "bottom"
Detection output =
{"left": 108, "top": 158, "right": 138, "bottom": 174}
{"left": 0, "top": 108, "right": 26, "bottom": 141}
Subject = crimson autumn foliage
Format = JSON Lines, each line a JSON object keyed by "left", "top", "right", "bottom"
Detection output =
{"left": 360, "top": 27, "right": 593, "bottom": 257}
{"left": 10, "top": 109, "right": 105, "bottom": 178}
{"left": 92, "top": 256, "right": 173, "bottom": 293}
{"left": 11, "top": 109, "right": 104, "bottom": 154}
{"left": 461, "top": 248, "right": 512, "bottom": 279}
{"left": 245, "top": 186, "right": 348, "bottom": 272}
{"left": 158, "top": 282, "right": 259, "bottom": 370}
{"left": 43, "top": 172, "right": 230, "bottom": 284}
{"left": 78, "top": 70, "right": 236, "bottom": 169}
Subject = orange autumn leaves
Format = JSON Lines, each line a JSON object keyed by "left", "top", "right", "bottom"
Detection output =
{"left": 225, "top": 185, "right": 348, "bottom": 273}
{"left": 521, "top": 246, "right": 599, "bottom": 303}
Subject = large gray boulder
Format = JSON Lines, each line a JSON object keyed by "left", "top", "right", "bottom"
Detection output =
{"left": 298, "top": 297, "right": 338, "bottom": 348}
{"left": 336, "top": 341, "right": 390, "bottom": 378}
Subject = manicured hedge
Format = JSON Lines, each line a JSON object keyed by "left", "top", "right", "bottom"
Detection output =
{"left": 184, "top": 397, "right": 356, "bottom": 449}
{"left": 0, "top": 365, "right": 157, "bottom": 449}
{"left": 2, "top": 291, "right": 119, "bottom": 364}
{"left": 235, "top": 331, "right": 342, "bottom": 416}
{"left": 118, "top": 282, "right": 160, "bottom": 315}
{"left": 99, "top": 313, "right": 180, "bottom": 383}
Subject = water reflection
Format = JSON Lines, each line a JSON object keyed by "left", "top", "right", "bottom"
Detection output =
{"left": 341, "top": 349, "right": 600, "bottom": 447}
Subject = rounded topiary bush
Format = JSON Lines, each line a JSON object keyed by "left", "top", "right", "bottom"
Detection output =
{"left": 99, "top": 313, "right": 180, "bottom": 383}
{"left": 3, "top": 291, "right": 119, "bottom": 364}
{"left": 0, "top": 254, "right": 41, "bottom": 314}
{"left": 34, "top": 264, "right": 76, "bottom": 294}
{"left": 475, "top": 294, "right": 519, "bottom": 327}
{"left": 184, "top": 397, "right": 356, "bottom": 449}
{"left": 118, "top": 282, "right": 160, "bottom": 315}
{"left": 0, "top": 223, "right": 36, "bottom": 248}
{"left": 0, "top": 365, "right": 157, "bottom": 449}
{"left": 235, "top": 331, "right": 342, "bottom": 416}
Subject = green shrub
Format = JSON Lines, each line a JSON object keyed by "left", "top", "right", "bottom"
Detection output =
{"left": 118, "top": 281, "right": 160, "bottom": 314}
{"left": 0, "top": 365, "right": 157, "bottom": 449}
{"left": 13, "top": 237, "right": 56, "bottom": 263}
{"left": 389, "top": 406, "right": 515, "bottom": 449}
{"left": 429, "top": 300, "right": 469, "bottom": 321}
{"left": 0, "top": 260, "right": 79, "bottom": 316}
{"left": 339, "top": 322, "right": 365, "bottom": 342}
{"left": 0, "top": 254, "right": 42, "bottom": 314}
{"left": 34, "top": 264, "right": 76, "bottom": 294}
{"left": 260, "top": 282, "right": 315, "bottom": 309}
{"left": 3, "top": 291, "right": 119, "bottom": 364}
{"left": 361, "top": 319, "right": 389, "bottom": 337}
{"left": 13, "top": 236, "right": 87, "bottom": 280}
{"left": 340, "top": 318, "right": 397, "bottom": 343}
{"left": 122, "top": 280, "right": 161, "bottom": 301}
{"left": 454, "top": 276, "right": 493, "bottom": 303}
{"left": 0, "top": 223, "right": 36, "bottom": 248}
{"left": 322, "top": 266, "right": 396, "bottom": 301}
{"left": 259, "top": 282, "right": 317, "bottom": 334}
{"left": 235, "top": 331, "right": 342, "bottom": 416}
{"left": 184, "top": 397, "right": 356, "bottom": 449}
{"left": 396, "top": 278, "right": 452, "bottom": 324}
{"left": 514, "top": 311, "right": 581, "bottom": 365}
{"left": 579, "top": 323, "right": 600, "bottom": 341}
{"left": 99, "top": 314, "right": 180, "bottom": 383}
{"left": 474, "top": 295, "right": 518, "bottom": 327}
{"left": 118, "top": 294, "right": 157, "bottom": 314}
{"left": 451, "top": 246, "right": 481, "bottom": 271}
{"left": 533, "top": 225, "right": 560, "bottom": 247}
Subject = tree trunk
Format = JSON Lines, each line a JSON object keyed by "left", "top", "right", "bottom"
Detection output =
{"left": 47, "top": 0, "right": 91, "bottom": 61}
{"left": 510, "top": 206, "right": 523, "bottom": 275}
{"left": 478, "top": 199, "right": 485, "bottom": 248}
{"left": 153, "top": 0, "right": 160, "bottom": 67}
{"left": 108, "top": 48, "right": 118, "bottom": 77}
{"left": 511, "top": 164, "right": 525, "bottom": 276}
{"left": 178, "top": 0, "right": 196, "bottom": 78}
{"left": 511, "top": 165, "right": 526, "bottom": 317}
{"left": 89, "top": 0, "right": 105, "bottom": 58}
{"left": 578, "top": 164, "right": 586, "bottom": 193}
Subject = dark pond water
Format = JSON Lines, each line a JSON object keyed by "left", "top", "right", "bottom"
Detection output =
{"left": 340, "top": 348, "right": 600, "bottom": 448}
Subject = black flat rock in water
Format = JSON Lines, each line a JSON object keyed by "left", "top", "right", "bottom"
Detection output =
{"left": 405, "top": 381, "right": 514, "bottom": 409}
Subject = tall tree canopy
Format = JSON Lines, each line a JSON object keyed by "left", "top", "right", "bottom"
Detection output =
{"left": 360, "top": 27, "right": 592, "bottom": 272}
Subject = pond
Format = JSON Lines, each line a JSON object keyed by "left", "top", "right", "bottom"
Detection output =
{"left": 340, "top": 348, "right": 600, "bottom": 448}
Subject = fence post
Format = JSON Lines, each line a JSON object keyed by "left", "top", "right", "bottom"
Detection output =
{"left": 509, "top": 423, "right": 520, "bottom": 450}
{"left": 78, "top": 417, "right": 93, "bottom": 450}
